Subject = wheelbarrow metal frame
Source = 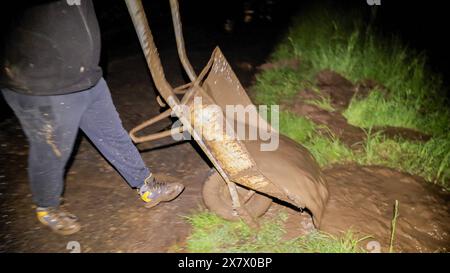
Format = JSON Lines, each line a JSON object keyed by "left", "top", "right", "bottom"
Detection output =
{"left": 125, "top": 0, "right": 259, "bottom": 227}
{"left": 125, "top": 0, "right": 329, "bottom": 228}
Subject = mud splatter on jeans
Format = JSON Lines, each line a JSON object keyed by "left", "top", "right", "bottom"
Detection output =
{"left": 1, "top": 78, "right": 151, "bottom": 207}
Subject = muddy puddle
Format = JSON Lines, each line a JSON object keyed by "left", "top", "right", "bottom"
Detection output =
{"left": 323, "top": 165, "right": 449, "bottom": 252}
{"left": 271, "top": 165, "right": 449, "bottom": 252}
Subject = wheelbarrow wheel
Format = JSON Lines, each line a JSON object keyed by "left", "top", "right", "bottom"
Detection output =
{"left": 202, "top": 169, "right": 272, "bottom": 221}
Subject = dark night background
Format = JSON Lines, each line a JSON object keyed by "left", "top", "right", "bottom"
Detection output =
{"left": 1, "top": 0, "right": 449, "bottom": 118}
{"left": 92, "top": 0, "right": 450, "bottom": 82}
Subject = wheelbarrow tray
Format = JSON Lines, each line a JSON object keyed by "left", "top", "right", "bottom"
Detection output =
{"left": 182, "top": 47, "right": 329, "bottom": 226}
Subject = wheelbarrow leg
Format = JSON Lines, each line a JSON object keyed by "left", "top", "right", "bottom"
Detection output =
{"left": 226, "top": 181, "right": 260, "bottom": 229}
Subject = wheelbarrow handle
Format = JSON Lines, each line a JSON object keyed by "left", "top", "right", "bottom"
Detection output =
{"left": 169, "top": 0, "right": 197, "bottom": 82}
{"left": 124, "top": 0, "right": 180, "bottom": 108}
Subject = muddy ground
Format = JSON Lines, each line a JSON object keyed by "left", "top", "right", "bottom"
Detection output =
{"left": 271, "top": 165, "right": 450, "bottom": 253}
{"left": 1, "top": 14, "right": 449, "bottom": 252}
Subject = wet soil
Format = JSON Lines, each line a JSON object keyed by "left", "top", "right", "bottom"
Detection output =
{"left": 321, "top": 165, "right": 449, "bottom": 252}
{"left": 271, "top": 165, "right": 449, "bottom": 253}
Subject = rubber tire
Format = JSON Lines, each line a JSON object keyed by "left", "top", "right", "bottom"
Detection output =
{"left": 202, "top": 169, "right": 273, "bottom": 221}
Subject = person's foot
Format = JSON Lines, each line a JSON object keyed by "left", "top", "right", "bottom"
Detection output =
{"left": 138, "top": 176, "right": 185, "bottom": 209}
{"left": 36, "top": 207, "right": 81, "bottom": 235}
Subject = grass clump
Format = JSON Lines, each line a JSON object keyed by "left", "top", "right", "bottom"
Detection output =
{"left": 354, "top": 131, "right": 450, "bottom": 185}
{"left": 277, "top": 110, "right": 353, "bottom": 166}
{"left": 278, "top": 111, "right": 316, "bottom": 143}
{"left": 344, "top": 90, "right": 450, "bottom": 136}
{"left": 253, "top": 67, "right": 314, "bottom": 105}
{"left": 183, "top": 211, "right": 367, "bottom": 253}
{"left": 277, "top": 108, "right": 450, "bottom": 186}
{"left": 305, "top": 95, "right": 336, "bottom": 112}
{"left": 344, "top": 90, "right": 420, "bottom": 131}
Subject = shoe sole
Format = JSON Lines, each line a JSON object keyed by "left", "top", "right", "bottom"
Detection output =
{"left": 38, "top": 218, "right": 81, "bottom": 236}
{"left": 145, "top": 184, "right": 185, "bottom": 209}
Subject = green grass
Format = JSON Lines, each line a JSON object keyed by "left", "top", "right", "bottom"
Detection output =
{"left": 183, "top": 211, "right": 368, "bottom": 253}
{"left": 343, "top": 90, "right": 450, "bottom": 136}
{"left": 305, "top": 95, "right": 336, "bottom": 112}
{"left": 354, "top": 131, "right": 450, "bottom": 185}
{"left": 278, "top": 111, "right": 316, "bottom": 143}
{"left": 267, "top": 5, "right": 450, "bottom": 136}
{"left": 253, "top": 67, "right": 311, "bottom": 105}
{"left": 253, "top": 6, "right": 450, "bottom": 188}
{"left": 344, "top": 90, "right": 420, "bottom": 131}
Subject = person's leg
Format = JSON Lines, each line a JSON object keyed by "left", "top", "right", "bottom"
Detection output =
{"left": 1, "top": 89, "right": 90, "bottom": 235}
{"left": 78, "top": 78, "right": 150, "bottom": 188}
{"left": 1, "top": 89, "right": 87, "bottom": 207}
{"left": 79, "top": 78, "right": 184, "bottom": 207}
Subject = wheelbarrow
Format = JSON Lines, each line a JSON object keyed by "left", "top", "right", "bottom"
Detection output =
{"left": 125, "top": 0, "right": 329, "bottom": 228}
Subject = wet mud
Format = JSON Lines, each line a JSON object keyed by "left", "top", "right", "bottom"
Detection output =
{"left": 321, "top": 165, "right": 449, "bottom": 253}
{"left": 272, "top": 165, "right": 449, "bottom": 253}
{"left": 243, "top": 136, "right": 329, "bottom": 227}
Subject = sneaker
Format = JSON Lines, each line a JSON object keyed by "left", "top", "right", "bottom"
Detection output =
{"left": 36, "top": 207, "right": 81, "bottom": 235}
{"left": 138, "top": 176, "right": 185, "bottom": 209}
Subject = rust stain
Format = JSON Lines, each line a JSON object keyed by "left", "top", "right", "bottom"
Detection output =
{"left": 190, "top": 102, "right": 254, "bottom": 176}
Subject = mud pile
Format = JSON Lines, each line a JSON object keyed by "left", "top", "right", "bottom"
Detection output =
{"left": 322, "top": 165, "right": 449, "bottom": 252}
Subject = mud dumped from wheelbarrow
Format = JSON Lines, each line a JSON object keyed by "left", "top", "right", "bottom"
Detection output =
{"left": 322, "top": 165, "right": 450, "bottom": 252}
{"left": 273, "top": 165, "right": 450, "bottom": 252}
{"left": 242, "top": 135, "right": 329, "bottom": 226}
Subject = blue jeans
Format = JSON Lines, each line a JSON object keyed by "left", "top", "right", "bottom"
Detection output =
{"left": 2, "top": 78, "right": 151, "bottom": 207}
